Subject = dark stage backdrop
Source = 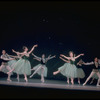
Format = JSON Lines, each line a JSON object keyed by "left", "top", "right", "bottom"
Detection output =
{"left": 0, "top": 1, "right": 100, "bottom": 84}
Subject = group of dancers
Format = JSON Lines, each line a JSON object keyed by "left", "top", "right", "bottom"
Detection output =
{"left": 53, "top": 52, "right": 100, "bottom": 86}
{"left": 0, "top": 44, "right": 100, "bottom": 86}
{"left": 0, "top": 44, "right": 55, "bottom": 83}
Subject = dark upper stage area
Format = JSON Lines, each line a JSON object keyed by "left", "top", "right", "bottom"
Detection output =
{"left": 0, "top": 1, "right": 100, "bottom": 60}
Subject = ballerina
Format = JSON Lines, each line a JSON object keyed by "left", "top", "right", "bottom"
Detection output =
{"left": 76, "top": 59, "right": 85, "bottom": 84}
{"left": 7, "top": 44, "right": 38, "bottom": 82}
{"left": 0, "top": 50, "right": 16, "bottom": 82}
{"left": 89, "top": 70, "right": 100, "bottom": 85}
{"left": 53, "top": 51, "right": 84, "bottom": 85}
{"left": 53, "top": 56, "right": 71, "bottom": 84}
{"left": 89, "top": 60, "right": 100, "bottom": 84}
{"left": 8, "top": 53, "right": 23, "bottom": 82}
{"left": 30, "top": 53, "right": 56, "bottom": 83}
{"left": 83, "top": 57, "right": 100, "bottom": 86}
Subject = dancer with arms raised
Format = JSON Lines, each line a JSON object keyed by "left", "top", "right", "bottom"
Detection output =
{"left": 30, "top": 53, "right": 56, "bottom": 83}
{"left": 7, "top": 44, "right": 38, "bottom": 82}
{"left": 53, "top": 51, "right": 84, "bottom": 85}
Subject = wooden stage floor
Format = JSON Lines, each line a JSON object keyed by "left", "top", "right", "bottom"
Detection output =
{"left": 0, "top": 78, "right": 100, "bottom": 91}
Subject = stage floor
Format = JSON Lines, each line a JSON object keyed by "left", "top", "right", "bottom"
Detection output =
{"left": 0, "top": 78, "right": 100, "bottom": 91}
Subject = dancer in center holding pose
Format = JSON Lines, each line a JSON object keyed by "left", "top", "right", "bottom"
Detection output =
{"left": 7, "top": 44, "right": 38, "bottom": 82}
{"left": 30, "top": 53, "right": 56, "bottom": 83}
{"left": 53, "top": 51, "right": 84, "bottom": 85}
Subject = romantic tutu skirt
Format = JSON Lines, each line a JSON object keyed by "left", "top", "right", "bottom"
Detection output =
{"left": 8, "top": 60, "right": 17, "bottom": 69}
{"left": 0, "top": 65, "right": 13, "bottom": 75}
{"left": 76, "top": 68, "right": 85, "bottom": 78}
{"left": 32, "top": 64, "right": 47, "bottom": 77}
{"left": 0, "top": 60, "right": 16, "bottom": 74}
{"left": 0, "top": 66, "right": 8, "bottom": 74}
{"left": 91, "top": 70, "right": 100, "bottom": 79}
{"left": 58, "top": 63, "right": 77, "bottom": 78}
{"left": 13, "top": 58, "right": 31, "bottom": 75}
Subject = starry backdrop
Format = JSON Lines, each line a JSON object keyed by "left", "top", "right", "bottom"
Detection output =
{"left": 0, "top": 1, "right": 100, "bottom": 84}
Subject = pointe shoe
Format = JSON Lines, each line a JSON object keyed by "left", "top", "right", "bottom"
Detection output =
{"left": 67, "top": 80, "right": 69, "bottom": 84}
{"left": 17, "top": 77, "right": 19, "bottom": 82}
{"left": 24, "top": 78, "right": 28, "bottom": 82}
{"left": 7, "top": 79, "right": 12, "bottom": 82}
{"left": 83, "top": 83, "right": 86, "bottom": 86}
{"left": 30, "top": 75, "right": 32, "bottom": 78}
{"left": 78, "top": 81, "right": 80, "bottom": 85}
{"left": 41, "top": 78, "right": 44, "bottom": 83}
{"left": 96, "top": 84, "right": 100, "bottom": 86}
{"left": 90, "top": 81, "right": 93, "bottom": 84}
{"left": 71, "top": 81, "right": 74, "bottom": 85}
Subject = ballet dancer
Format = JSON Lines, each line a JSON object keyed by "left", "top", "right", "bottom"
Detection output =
{"left": 55, "top": 56, "right": 71, "bottom": 84}
{"left": 0, "top": 50, "right": 16, "bottom": 81}
{"left": 76, "top": 59, "right": 85, "bottom": 84}
{"left": 89, "top": 69, "right": 100, "bottom": 85}
{"left": 83, "top": 57, "right": 100, "bottom": 86}
{"left": 53, "top": 51, "right": 84, "bottom": 85}
{"left": 7, "top": 44, "right": 38, "bottom": 82}
{"left": 7, "top": 53, "right": 24, "bottom": 82}
{"left": 30, "top": 53, "right": 56, "bottom": 83}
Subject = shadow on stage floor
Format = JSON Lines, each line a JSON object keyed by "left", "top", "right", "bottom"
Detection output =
{"left": 0, "top": 78, "right": 100, "bottom": 99}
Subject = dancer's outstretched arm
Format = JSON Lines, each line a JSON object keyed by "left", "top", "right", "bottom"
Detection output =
{"left": 0, "top": 55, "right": 15, "bottom": 61}
{"left": 47, "top": 55, "right": 51, "bottom": 58}
{"left": 12, "top": 49, "right": 28, "bottom": 56}
{"left": 74, "top": 54, "right": 84, "bottom": 59}
{"left": 32, "top": 53, "right": 41, "bottom": 61}
{"left": 33, "top": 57, "right": 41, "bottom": 61}
{"left": 9, "top": 55, "right": 21, "bottom": 59}
{"left": 83, "top": 61, "right": 94, "bottom": 65}
{"left": 77, "top": 62, "right": 82, "bottom": 66}
{"left": 60, "top": 54, "right": 70, "bottom": 60}
{"left": 12, "top": 45, "right": 38, "bottom": 55}
{"left": 0, "top": 57, "right": 15, "bottom": 61}
{"left": 46, "top": 55, "right": 56, "bottom": 62}
{"left": 59, "top": 57, "right": 70, "bottom": 63}
{"left": 77, "top": 59, "right": 84, "bottom": 66}
{"left": 12, "top": 49, "right": 21, "bottom": 55}
{"left": 28, "top": 44, "right": 38, "bottom": 54}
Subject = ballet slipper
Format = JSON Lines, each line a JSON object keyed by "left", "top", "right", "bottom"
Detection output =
{"left": 67, "top": 80, "right": 69, "bottom": 84}
{"left": 41, "top": 79, "right": 44, "bottom": 83}
{"left": 90, "top": 81, "right": 93, "bottom": 84}
{"left": 41, "top": 78, "right": 44, "bottom": 83}
{"left": 30, "top": 75, "right": 32, "bottom": 78}
{"left": 24, "top": 78, "right": 28, "bottom": 82}
{"left": 7, "top": 79, "right": 12, "bottom": 82}
{"left": 96, "top": 84, "right": 100, "bottom": 86}
{"left": 83, "top": 82, "right": 86, "bottom": 86}
{"left": 17, "top": 77, "right": 19, "bottom": 82}
{"left": 71, "top": 81, "right": 74, "bottom": 85}
{"left": 78, "top": 80, "right": 80, "bottom": 85}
